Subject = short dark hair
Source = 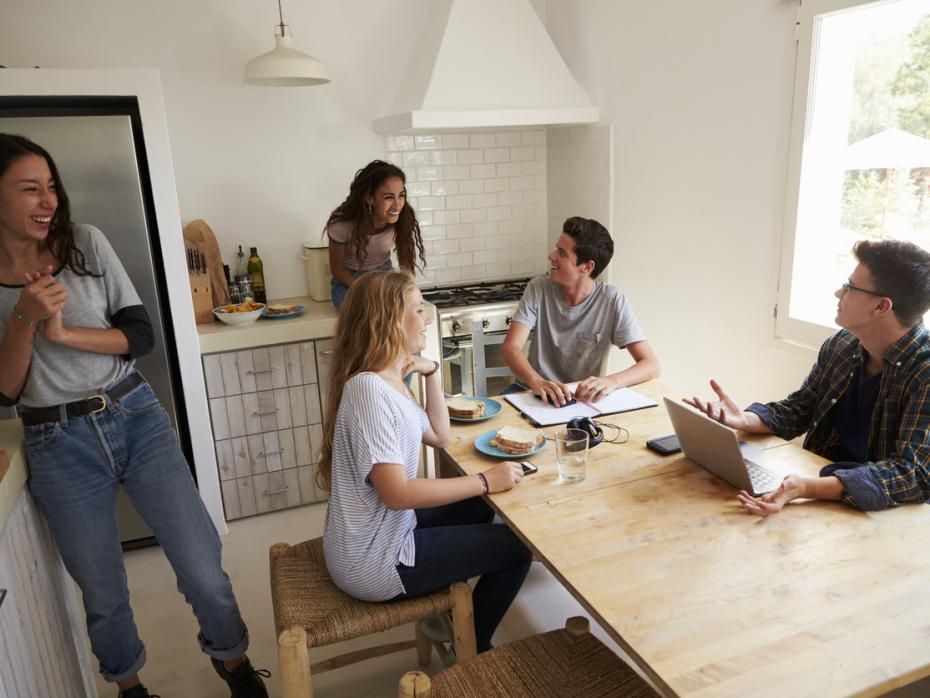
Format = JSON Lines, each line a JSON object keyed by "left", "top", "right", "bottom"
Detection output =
{"left": 562, "top": 217, "right": 613, "bottom": 278}
{"left": 854, "top": 239, "right": 930, "bottom": 326}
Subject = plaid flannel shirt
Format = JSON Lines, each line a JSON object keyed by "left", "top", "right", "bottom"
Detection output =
{"left": 746, "top": 322, "right": 930, "bottom": 511}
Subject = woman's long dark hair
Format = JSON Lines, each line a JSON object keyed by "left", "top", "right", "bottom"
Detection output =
{"left": 326, "top": 160, "right": 426, "bottom": 273}
{"left": 0, "top": 133, "right": 101, "bottom": 277}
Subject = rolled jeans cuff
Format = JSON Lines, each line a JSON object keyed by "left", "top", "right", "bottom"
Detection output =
{"left": 103, "top": 647, "right": 147, "bottom": 684}
{"left": 200, "top": 626, "right": 250, "bottom": 662}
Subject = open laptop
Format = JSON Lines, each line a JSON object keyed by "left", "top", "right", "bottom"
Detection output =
{"left": 663, "top": 397, "right": 790, "bottom": 495}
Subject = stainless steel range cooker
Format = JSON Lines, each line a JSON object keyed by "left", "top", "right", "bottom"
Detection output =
{"left": 421, "top": 278, "right": 532, "bottom": 397}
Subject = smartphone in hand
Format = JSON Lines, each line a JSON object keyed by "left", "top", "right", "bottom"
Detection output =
{"left": 520, "top": 461, "right": 538, "bottom": 475}
{"left": 534, "top": 393, "right": 576, "bottom": 407}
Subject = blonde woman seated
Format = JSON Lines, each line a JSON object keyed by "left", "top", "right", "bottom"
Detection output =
{"left": 319, "top": 271, "right": 532, "bottom": 653}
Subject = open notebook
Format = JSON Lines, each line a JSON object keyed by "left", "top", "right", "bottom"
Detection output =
{"left": 503, "top": 384, "right": 657, "bottom": 427}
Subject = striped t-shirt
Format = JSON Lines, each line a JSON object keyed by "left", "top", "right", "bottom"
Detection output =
{"left": 323, "top": 372, "right": 429, "bottom": 601}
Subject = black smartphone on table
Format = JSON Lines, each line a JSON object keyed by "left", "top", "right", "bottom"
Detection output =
{"left": 645, "top": 434, "right": 681, "bottom": 456}
{"left": 534, "top": 393, "right": 576, "bottom": 407}
{"left": 520, "top": 461, "right": 538, "bottom": 475}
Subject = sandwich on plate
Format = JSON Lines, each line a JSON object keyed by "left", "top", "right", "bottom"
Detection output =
{"left": 447, "top": 397, "right": 487, "bottom": 419}
{"left": 494, "top": 426, "right": 543, "bottom": 455}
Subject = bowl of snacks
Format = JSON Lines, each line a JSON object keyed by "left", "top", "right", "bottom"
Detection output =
{"left": 213, "top": 299, "right": 265, "bottom": 326}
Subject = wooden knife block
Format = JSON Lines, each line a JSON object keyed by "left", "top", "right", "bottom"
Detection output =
{"left": 186, "top": 240, "right": 215, "bottom": 325}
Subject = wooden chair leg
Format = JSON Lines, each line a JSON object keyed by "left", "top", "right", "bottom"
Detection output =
{"left": 449, "top": 581, "right": 477, "bottom": 661}
{"left": 278, "top": 626, "right": 313, "bottom": 698}
{"left": 398, "top": 670, "right": 432, "bottom": 697}
{"left": 565, "top": 616, "right": 590, "bottom": 636}
{"left": 414, "top": 620, "right": 432, "bottom": 665}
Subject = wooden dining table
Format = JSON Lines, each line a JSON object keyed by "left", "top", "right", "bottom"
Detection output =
{"left": 439, "top": 381, "right": 930, "bottom": 698}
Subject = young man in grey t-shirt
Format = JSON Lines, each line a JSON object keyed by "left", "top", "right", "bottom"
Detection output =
{"left": 502, "top": 217, "right": 661, "bottom": 405}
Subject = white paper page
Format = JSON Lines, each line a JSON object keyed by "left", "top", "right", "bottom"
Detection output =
{"left": 504, "top": 384, "right": 657, "bottom": 426}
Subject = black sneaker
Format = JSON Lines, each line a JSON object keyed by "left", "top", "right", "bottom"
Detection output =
{"left": 118, "top": 685, "right": 160, "bottom": 698}
{"left": 211, "top": 656, "right": 270, "bottom": 698}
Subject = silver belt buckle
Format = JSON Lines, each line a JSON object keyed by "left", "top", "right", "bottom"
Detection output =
{"left": 87, "top": 394, "right": 107, "bottom": 414}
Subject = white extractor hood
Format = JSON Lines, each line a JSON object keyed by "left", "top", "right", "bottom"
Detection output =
{"left": 373, "top": 0, "right": 599, "bottom": 133}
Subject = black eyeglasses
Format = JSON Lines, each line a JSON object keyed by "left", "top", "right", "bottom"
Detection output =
{"left": 841, "top": 282, "right": 886, "bottom": 298}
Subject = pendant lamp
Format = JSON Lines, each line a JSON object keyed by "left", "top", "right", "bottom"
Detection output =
{"left": 244, "top": 0, "right": 330, "bottom": 87}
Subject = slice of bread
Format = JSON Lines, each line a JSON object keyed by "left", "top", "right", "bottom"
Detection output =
{"left": 448, "top": 397, "right": 486, "bottom": 419}
{"left": 266, "top": 303, "right": 299, "bottom": 315}
{"left": 496, "top": 425, "right": 543, "bottom": 454}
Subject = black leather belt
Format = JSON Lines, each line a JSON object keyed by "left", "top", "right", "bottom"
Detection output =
{"left": 20, "top": 373, "right": 146, "bottom": 426}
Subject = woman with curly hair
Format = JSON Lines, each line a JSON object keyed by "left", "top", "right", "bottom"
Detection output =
{"left": 325, "top": 160, "right": 425, "bottom": 309}
{"left": 319, "top": 270, "right": 532, "bottom": 655}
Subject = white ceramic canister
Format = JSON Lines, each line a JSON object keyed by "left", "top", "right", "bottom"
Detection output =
{"left": 298, "top": 239, "right": 331, "bottom": 302}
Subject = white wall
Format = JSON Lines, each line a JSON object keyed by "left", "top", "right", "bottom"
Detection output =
{"left": 544, "top": 0, "right": 816, "bottom": 401}
{"left": 0, "top": 0, "right": 432, "bottom": 300}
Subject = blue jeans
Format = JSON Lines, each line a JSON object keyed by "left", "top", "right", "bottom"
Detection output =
{"left": 25, "top": 379, "right": 248, "bottom": 683}
{"left": 330, "top": 260, "right": 393, "bottom": 310}
{"left": 394, "top": 496, "right": 532, "bottom": 652}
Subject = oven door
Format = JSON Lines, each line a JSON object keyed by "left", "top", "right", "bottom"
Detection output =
{"left": 442, "top": 329, "right": 514, "bottom": 397}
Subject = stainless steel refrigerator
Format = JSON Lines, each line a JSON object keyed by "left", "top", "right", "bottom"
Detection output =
{"left": 0, "top": 99, "right": 194, "bottom": 547}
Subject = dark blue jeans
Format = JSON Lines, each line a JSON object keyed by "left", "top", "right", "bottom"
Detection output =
{"left": 394, "top": 496, "right": 532, "bottom": 652}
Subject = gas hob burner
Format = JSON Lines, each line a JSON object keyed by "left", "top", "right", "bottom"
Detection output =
{"left": 421, "top": 277, "right": 532, "bottom": 309}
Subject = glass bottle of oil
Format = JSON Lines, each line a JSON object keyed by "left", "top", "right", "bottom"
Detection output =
{"left": 247, "top": 246, "right": 267, "bottom": 304}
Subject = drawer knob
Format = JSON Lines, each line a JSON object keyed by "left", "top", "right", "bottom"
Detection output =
{"left": 253, "top": 408, "right": 281, "bottom": 416}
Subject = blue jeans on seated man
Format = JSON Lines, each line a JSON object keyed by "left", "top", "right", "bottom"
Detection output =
{"left": 393, "top": 496, "right": 532, "bottom": 652}
{"left": 330, "top": 260, "right": 393, "bottom": 310}
{"left": 25, "top": 379, "right": 249, "bottom": 684}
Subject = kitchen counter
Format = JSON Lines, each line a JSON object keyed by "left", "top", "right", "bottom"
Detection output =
{"left": 0, "top": 419, "right": 25, "bottom": 533}
{"left": 197, "top": 296, "right": 339, "bottom": 354}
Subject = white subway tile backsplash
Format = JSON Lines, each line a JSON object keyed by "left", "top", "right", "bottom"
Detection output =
{"left": 387, "top": 135, "right": 415, "bottom": 151}
{"left": 498, "top": 190, "right": 523, "bottom": 206}
{"left": 459, "top": 236, "right": 487, "bottom": 252}
{"left": 441, "top": 134, "right": 470, "bottom": 149}
{"left": 470, "top": 164, "right": 496, "bottom": 179}
{"left": 422, "top": 225, "right": 447, "bottom": 240}
{"left": 387, "top": 152, "right": 404, "bottom": 166}
{"left": 416, "top": 196, "right": 445, "bottom": 211}
{"left": 487, "top": 206, "right": 512, "bottom": 221}
{"left": 497, "top": 219, "right": 523, "bottom": 235}
{"left": 445, "top": 195, "right": 473, "bottom": 210}
{"left": 473, "top": 249, "right": 499, "bottom": 265}
{"left": 521, "top": 130, "right": 546, "bottom": 146}
{"left": 431, "top": 239, "right": 460, "bottom": 254}
{"left": 436, "top": 268, "right": 463, "bottom": 283}
{"left": 446, "top": 252, "right": 473, "bottom": 267}
{"left": 473, "top": 192, "right": 498, "bottom": 208}
{"left": 431, "top": 181, "right": 458, "bottom": 196}
{"left": 459, "top": 179, "right": 485, "bottom": 194}
{"left": 417, "top": 166, "right": 442, "bottom": 181}
{"left": 403, "top": 151, "right": 430, "bottom": 167}
{"left": 534, "top": 146, "right": 547, "bottom": 160}
{"left": 470, "top": 134, "right": 495, "bottom": 148}
{"left": 510, "top": 146, "right": 535, "bottom": 161}
{"left": 415, "top": 135, "right": 440, "bottom": 150}
{"left": 457, "top": 149, "right": 484, "bottom": 165}
{"left": 484, "top": 178, "right": 510, "bottom": 193}
{"left": 522, "top": 160, "right": 546, "bottom": 176}
{"left": 524, "top": 188, "right": 546, "bottom": 203}
{"left": 442, "top": 165, "right": 471, "bottom": 180}
{"left": 509, "top": 175, "right": 536, "bottom": 190}
{"left": 485, "top": 261, "right": 512, "bottom": 277}
{"left": 473, "top": 221, "right": 499, "bottom": 236}
{"left": 460, "top": 264, "right": 488, "bottom": 280}
{"left": 418, "top": 211, "right": 433, "bottom": 225}
{"left": 494, "top": 131, "right": 522, "bottom": 147}
{"left": 430, "top": 253, "right": 448, "bottom": 269}
{"left": 461, "top": 208, "right": 487, "bottom": 223}
{"left": 484, "top": 148, "right": 511, "bottom": 163}
{"left": 431, "top": 150, "right": 458, "bottom": 165}
{"left": 446, "top": 223, "right": 474, "bottom": 239}
{"left": 407, "top": 181, "right": 431, "bottom": 197}
{"left": 433, "top": 210, "right": 461, "bottom": 225}
{"left": 513, "top": 203, "right": 538, "bottom": 220}
{"left": 496, "top": 162, "right": 522, "bottom": 177}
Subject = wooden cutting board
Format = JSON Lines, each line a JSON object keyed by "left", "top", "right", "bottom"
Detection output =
{"left": 183, "top": 219, "right": 231, "bottom": 316}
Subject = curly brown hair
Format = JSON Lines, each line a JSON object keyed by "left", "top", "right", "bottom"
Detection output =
{"left": 326, "top": 160, "right": 425, "bottom": 273}
{"left": 0, "top": 133, "right": 101, "bottom": 278}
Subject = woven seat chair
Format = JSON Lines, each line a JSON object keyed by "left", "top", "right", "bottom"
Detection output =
{"left": 398, "top": 617, "right": 659, "bottom": 698}
{"left": 270, "top": 538, "right": 477, "bottom": 698}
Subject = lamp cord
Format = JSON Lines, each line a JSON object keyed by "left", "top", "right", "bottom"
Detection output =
{"left": 276, "top": 0, "right": 285, "bottom": 35}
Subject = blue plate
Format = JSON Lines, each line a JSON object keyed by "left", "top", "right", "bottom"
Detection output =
{"left": 474, "top": 428, "right": 546, "bottom": 459}
{"left": 449, "top": 397, "right": 502, "bottom": 423}
{"left": 262, "top": 305, "right": 305, "bottom": 319}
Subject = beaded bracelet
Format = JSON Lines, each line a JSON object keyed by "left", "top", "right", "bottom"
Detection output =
{"left": 12, "top": 305, "right": 38, "bottom": 328}
{"left": 422, "top": 360, "right": 440, "bottom": 377}
{"left": 477, "top": 472, "right": 489, "bottom": 494}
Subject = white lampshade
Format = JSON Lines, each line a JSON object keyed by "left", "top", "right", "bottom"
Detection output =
{"left": 244, "top": 26, "right": 330, "bottom": 87}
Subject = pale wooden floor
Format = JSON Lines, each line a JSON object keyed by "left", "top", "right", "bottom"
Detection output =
{"left": 92, "top": 502, "right": 930, "bottom": 697}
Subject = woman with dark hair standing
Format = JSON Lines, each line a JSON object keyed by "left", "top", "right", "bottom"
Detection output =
{"left": 326, "top": 160, "right": 426, "bottom": 309}
{"left": 0, "top": 134, "right": 268, "bottom": 698}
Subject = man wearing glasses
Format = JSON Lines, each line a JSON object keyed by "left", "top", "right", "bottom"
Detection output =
{"left": 686, "top": 239, "right": 930, "bottom": 516}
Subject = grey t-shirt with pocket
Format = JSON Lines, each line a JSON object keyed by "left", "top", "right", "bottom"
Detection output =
{"left": 0, "top": 224, "right": 142, "bottom": 407}
{"left": 512, "top": 275, "right": 645, "bottom": 385}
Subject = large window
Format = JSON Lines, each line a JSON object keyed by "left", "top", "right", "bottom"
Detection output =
{"left": 779, "top": 0, "right": 930, "bottom": 347}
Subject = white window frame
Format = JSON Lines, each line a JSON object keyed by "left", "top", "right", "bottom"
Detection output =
{"left": 777, "top": 0, "right": 896, "bottom": 348}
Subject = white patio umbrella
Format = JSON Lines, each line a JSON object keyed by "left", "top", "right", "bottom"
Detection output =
{"left": 845, "top": 127, "right": 930, "bottom": 170}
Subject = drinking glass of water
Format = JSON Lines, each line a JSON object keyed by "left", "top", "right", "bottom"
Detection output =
{"left": 555, "top": 428, "right": 589, "bottom": 483}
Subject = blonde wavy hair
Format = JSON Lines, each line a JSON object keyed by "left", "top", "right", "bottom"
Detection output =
{"left": 317, "top": 270, "right": 417, "bottom": 491}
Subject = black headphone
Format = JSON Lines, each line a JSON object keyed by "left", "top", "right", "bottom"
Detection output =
{"left": 566, "top": 416, "right": 604, "bottom": 447}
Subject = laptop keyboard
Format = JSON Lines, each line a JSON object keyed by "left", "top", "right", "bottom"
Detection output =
{"left": 745, "top": 460, "right": 782, "bottom": 492}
